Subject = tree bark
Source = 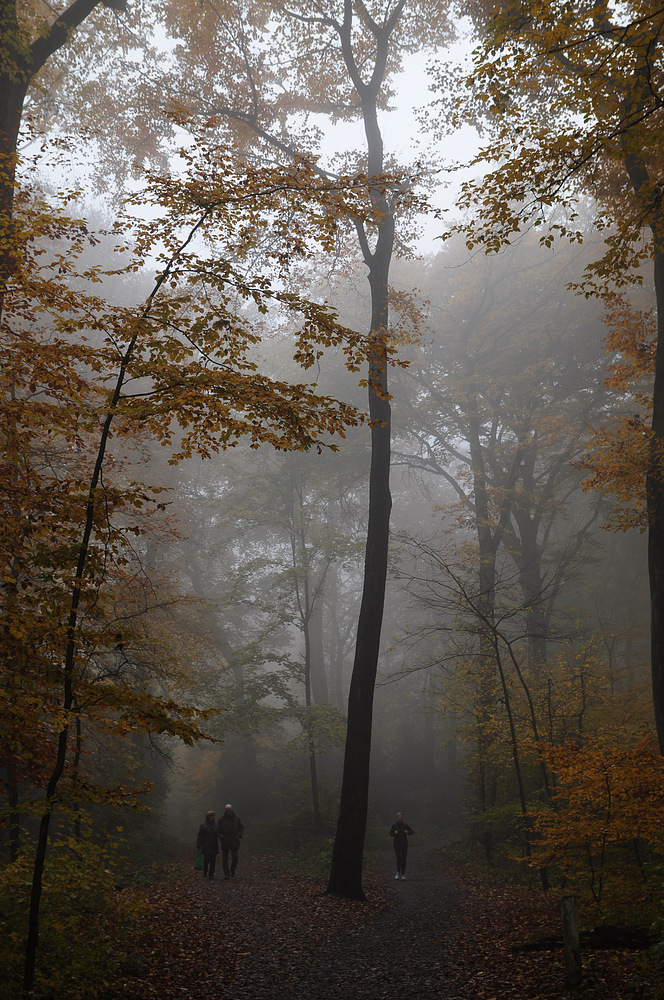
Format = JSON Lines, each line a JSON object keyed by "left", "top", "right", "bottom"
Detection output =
{"left": 648, "top": 245, "right": 664, "bottom": 751}
{"left": 326, "top": 336, "right": 392, "bottom": 898}
{"left": 0, "top": 0, "right": 105, "bottom": 318}
{"left": 561, "top": 895, "right": 582, "bottom": 989}
{"left": 622, "top": 109, "right": 664, "bottom": 751}
{"left": 325, "top": 0, "right": 402, "bottom": 900}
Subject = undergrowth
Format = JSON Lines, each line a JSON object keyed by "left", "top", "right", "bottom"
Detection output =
{"left": 0, "top": 845, "right": 149, "bottom": 999}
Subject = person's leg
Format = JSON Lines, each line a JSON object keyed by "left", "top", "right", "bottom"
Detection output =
{"left": 230, "top": 847, "right": 239, "bottom": 876}
{"left": 203, "top": 853, "right": 210, "bottom": 878}
{"left": 401, "top": 843, "right": 408, "bottom": 878}
{"left": 222, "top": 846, "right": 230, "bottom": 877}
{"left": 209, "top": 853, "right": 216, "bottom": 879}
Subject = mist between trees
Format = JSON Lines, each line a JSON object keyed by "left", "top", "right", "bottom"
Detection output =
{"left": 2, "top": 1, "right": 664, "bottom": 997}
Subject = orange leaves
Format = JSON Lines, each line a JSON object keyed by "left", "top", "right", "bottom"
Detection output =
{"left": 531, "top": 730, "right": 664, "bottom": 907}
{"left": 0, "top": 123, "right": 384, "bottom": 825}
{"left": 443, "top": 0, "right": 664, "bottom": 300}
{"left": 577, "top": 293, "right": 655, "bottom": 530}
{"left": 577, "top": 418, "right": 650, "bottom": 530}
{"left": 87, "top": 685, "right": 219, "bottom": 746}
{"left": 602, "top": 294, "right": 656, "bottom": 395}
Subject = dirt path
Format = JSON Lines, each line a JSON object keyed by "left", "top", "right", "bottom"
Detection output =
{"left": 114, "top": 846, "right": 464, "bottom": 1000}
{"left": 110, "top": 847, "right": 656, "bottom": 1000}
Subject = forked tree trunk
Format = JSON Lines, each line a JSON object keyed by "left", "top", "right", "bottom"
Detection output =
{"left": 0, "top": 0, "right": 107, "bottom": 321}
{"left": 324, "top": 0, "right": 403, "bottom": 902}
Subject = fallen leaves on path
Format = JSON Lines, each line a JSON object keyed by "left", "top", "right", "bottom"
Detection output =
{"left": 104, "top": 849, "right": 659, "bottom": 999}
{"left": 443, "top": 859, "right": 658, "bottom": 1000}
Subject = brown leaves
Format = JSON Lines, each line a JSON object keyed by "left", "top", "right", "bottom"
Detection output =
{"left": 0, "top": 134, "right": 384, "bottom": 826}
{"left": 530, "top": 730, "right": 664, "bottom": 911}
{"left": 576, "top": 293, "right": 656, "bottom": 530}
{"left": 104, "top": 848, "right": 657, "bottom": 1000}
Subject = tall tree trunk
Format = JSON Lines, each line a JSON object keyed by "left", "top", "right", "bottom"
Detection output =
{"left": 622, "top": 121, "right": 664, "bottom": 751}
{"left": 465, "top": 384, "right": 503, "bottom": 865}
{"left": 309, "top": 596, "right": 329, "bottom": 706}
{"left": 325, "top": 1, "right": 404, "bottom": 900}
{"left": 302, "top": 568, "right": 323, "bottom": 837}
{"left": 326, "top": 335, "right": 392, "bottom": 898}
{"left": 649, "top": 244, "right": 664, "bottom": 751}
{"left": 328, "top": 561, "right": 349, "bottom": 711}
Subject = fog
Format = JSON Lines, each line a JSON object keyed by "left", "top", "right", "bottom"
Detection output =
{"left": 95, "top": 225, "right": 649, "bottom": 864}
{"left": 2, "top": 1, "right": 656, "bottom": 907}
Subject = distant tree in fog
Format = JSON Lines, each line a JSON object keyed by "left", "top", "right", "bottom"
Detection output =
{"left": 390, "top": 234, "right": 628, "bottom": 861}
{"left": 437, "top": 0, "right": 664, "bottom": 752}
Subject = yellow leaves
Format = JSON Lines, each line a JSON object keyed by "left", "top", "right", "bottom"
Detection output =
{"left": 531, "top": 730, "right": 664, "bottom": 905}
{"left": 445, "top": 0, "right": 664, "bottom": 287}
{"left": 578, "top": 418, "right": 650, "bottom": 528}
{"left": 577, "top": 293, "right": 655, "bottom": 530}
{"left": 0, "top": 131, "right": 387, "bottom": 821}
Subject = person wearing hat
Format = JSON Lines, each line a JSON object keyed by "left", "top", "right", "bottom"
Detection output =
{"left": 216, "top": 803, "right": 244, "bottom": 879}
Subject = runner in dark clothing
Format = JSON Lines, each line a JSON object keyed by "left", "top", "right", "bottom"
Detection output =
{"left": 389, "top": 812, "right": 414, "bottom": 880}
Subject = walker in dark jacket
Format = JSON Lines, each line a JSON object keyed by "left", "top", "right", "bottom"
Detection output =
{"left": 196, "top": 811, "right": 219, "bottom": 880}
{"left": 216, "top": 803, "right": 244, "bottom": 879}
{"left": 389, "top": 812, "right": 414, "bottom": 879}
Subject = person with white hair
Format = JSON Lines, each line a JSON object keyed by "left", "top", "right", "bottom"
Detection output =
{"left": 216, "top": 803, "right": 244, "bottom": 879}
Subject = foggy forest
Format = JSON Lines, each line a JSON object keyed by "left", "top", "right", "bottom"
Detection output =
{"left": 3, "top": 1, "right": 664, "bottom": 998}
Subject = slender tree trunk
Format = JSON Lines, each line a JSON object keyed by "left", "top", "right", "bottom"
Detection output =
{"left": 7, "top": 762, "right": 20, "bottom": 860}
{"left": 73, "top": 709, "right": 82, "bottom": 843}
{"left": 22, "top": 213, "right": 208, "bottom": 996}
{"left": 649, "top": 245, "right": 664, "bottom": 751}
{"left": 309, "top": 596, "right": 329, "bottom": 706}
{"left": 23, "top": 374, "right": 123, "bottom": 997}
{"left": 504, "top": 640, "right": 551, "bottom": 801}
{"left": 326, "top": 336, "right": 392, "bottom": 898}
{"left": 491, "top": 638, "right": 536, "bottom": 868}
{"left": 621, "top": 156, "right": 664, "bottom": 751}
{"left": 325, "top": 2, "right": 403, "bottom": 899}
{"left": 619, "top": 45, "right": 664, "bottom": 752}
{"left": 465, "top": 387, "right": 503, "bottom": 867}
{"left": 328, "top": 560, "right": 348, "bottom": 711}
{"left": 303, "top": 574, "right": 323, "bottom": 837}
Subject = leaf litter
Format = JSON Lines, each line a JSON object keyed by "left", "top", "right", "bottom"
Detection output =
{"left": 103, "top": 848, "right": 658, "bottom": 999}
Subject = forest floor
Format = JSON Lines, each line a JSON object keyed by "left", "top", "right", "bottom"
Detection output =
{"left": 105, "top": 846, "right": 659, "bottom": 1000}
